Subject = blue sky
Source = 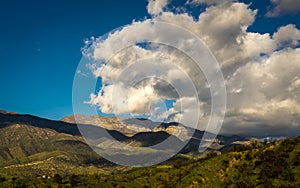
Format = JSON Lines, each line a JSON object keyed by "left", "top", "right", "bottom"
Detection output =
{"left": 0, "top": 0, "right": 148, "bottom": 119}
{"left": 0, "top": 0, "right": 300, "bottom": 121}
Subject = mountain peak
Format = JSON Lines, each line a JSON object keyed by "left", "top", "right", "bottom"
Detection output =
{"left": 0, "top": 110, "right": 17, "bottom": 115}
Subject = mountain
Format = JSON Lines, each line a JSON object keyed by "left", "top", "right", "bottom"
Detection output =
{"left": 0, "top": 111, "right": 114, "bottom": 176}
{"left": 61, "top": 115, "right": 168, "bottom": 136}
{"left": 61, "top": 114, "right": 139, "bottom": 136}
{"left": 0, "top": 110, "right": 298, "bottom": 187}
{"left": 0, "top": 111, "right": 81, "bottom": 136}
{"left": 0, "top": 110, "right": 258, "bottom": 176}
{"left": 61, "top": 114, "right": 195, "bottom": 140}
{"left": 0, "top": 111, "right": 251, "bottom": 153}
{"left": 1, "top": 136, "right": 299, "bottom": 187}
{"left": 61, "top": 114, "right": 246, "bottom": 151}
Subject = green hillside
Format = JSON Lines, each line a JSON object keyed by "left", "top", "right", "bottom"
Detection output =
{"left": 0, "top": 124, "right": 112, "bottom": 178}
{"left": 0, "top": 137, "right": 299, "bottom": 187}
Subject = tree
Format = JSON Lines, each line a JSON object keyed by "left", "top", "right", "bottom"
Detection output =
{"left": 53, "top": 174, "right": 62, "bottom": 184}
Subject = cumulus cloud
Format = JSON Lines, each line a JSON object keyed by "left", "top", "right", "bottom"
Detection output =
{"left": 237, "top": 32, "right": 276, "bottom": 58}
{"left": 155, "top": 2, "right": 264, "bottom": 75}
{"left": 147, "top": 0, "right": 168, "bottom": 15}
{"left": 273, "top": 24, "right": 300, "bottom": 48}
{"left": 267, "top": 0, "right": 300, "bottom": 17}
{"left": 87, "top": 43, "right": 202, "bottom": 119}
{"left": 83, "top": 0, "right": 300, "bottom": 136}
{"left": 225, "top": 49, "right": 300, "bottom": 136}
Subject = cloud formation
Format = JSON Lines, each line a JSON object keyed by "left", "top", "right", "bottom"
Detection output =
{"left": 226, "top": 49, "right": 300, "bottom": 136}
{"left": 83, "top": 0, "right": 300, "bottom": 137}
{"left": 147, "top": 0, "right": 169, "bottom": 15}
{"left": 267, "top": 0, "right": 300, "bottom": 17}
{"left": 273, "top": 24, "right": 300, "bottom": 48}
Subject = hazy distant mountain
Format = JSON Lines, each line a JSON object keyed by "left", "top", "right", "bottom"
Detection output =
{"left": 61, "top": 114, "right": 208, "bottom": 142}
{"left": 61, "top": 114, "right": 246, "bottom": 150}
{"left": 61, "top": 115, "right": 167, "bottom": 136}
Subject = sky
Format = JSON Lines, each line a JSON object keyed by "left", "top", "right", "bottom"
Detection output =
{"left": 1, "top": 0, "right": 300, "bottom": 136}
{"left": 0, "top": 0, "right": 148, "bottom": 119}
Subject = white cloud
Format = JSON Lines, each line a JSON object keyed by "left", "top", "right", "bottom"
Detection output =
{"left": 267, "top": 0, "right": 300, "bottom": 17}
{"left": 88, "top": 80, "right": 160, "bottom": 115}
{"left": 128, "top": 83, "right": 159, "bottom": 114}
{"left": 155, "top": 2, "right": 260, "bottom": 75}
{"left": 237, "top": 32, "right": 276, "bottom": 58}
{"left": 166, "top": 96, "right": 203, "bottom": 129}
{"left": 147, "top": 0, "right": 169, "bottom": 15}
{"left": 273, "top": 24, "right": 300, "bottom": 48}
{"left": 83, "top": 0, "right": 300, "bottom": 136}
{"left": 225, "top": 49, "right": 300, "bottom": 136}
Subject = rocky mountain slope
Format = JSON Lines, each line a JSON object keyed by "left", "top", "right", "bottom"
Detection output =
{"left": 0, "top": 110, "right": 256, "bottom": 175}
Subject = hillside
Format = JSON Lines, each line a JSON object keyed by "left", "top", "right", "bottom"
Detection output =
{"left": 0, "top": 123, "right": 112, "bottom": 176}
{"left": 0, "top": 111, "right": 249, "bottom": 158}
{"left": 2, "top": 110, "right": 296, "bottom": 186}
{"left": 0, "top": 137, "right": 298, "bottom": 187}
{"left": 79, "top": 137, "right": 300, "bottom": 187}
{"left": 0, "top": 111, "right": 114, "bottom": 177}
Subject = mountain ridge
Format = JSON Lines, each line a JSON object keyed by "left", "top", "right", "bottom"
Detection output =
{"left": 0, "top": 110, "right": 264, "bottom": 166}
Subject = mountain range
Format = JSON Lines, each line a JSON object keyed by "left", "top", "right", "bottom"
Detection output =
{"left": 0, "top": 110, "right": 263, "bottom": 176}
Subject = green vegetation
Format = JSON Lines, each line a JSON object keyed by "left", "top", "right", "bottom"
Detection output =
{"left": 0, "top": 137, "right": 299, "bottom": 187}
